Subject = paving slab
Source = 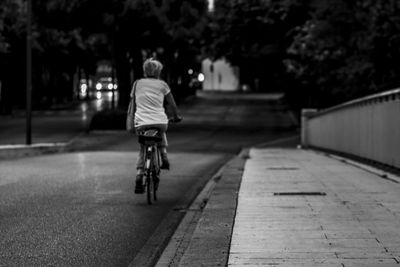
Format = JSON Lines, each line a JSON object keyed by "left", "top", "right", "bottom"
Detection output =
{"left": 228, "top": 148, "right": 400, "bottom": 267}
{"left": 157, "top": 148, "right": 400, "bottom": 266}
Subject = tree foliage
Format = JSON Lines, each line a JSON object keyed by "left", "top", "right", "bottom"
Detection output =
{"left": 0, "top": 0, "right": 105, "bottom": 111}
{"left": 0, "top": 0, "right": 209, "bottom": 112}
{"left": 285, "top": 0, "right": 400, "bottom": 107}
{"left": 209, "top": 0, "right": 310, "bottom": 91}
{"left": 0, "top": 0, "right": 26, "bottom": 113}
{"left": 159, "top": 0, "right": 209, "bottom": 101}
{"left": 115, "top": 0, "right": 209, "bottom": 105}
{"left": 209, "top": 0, "right": 400, "bottom": 108}
{"left": 2, "top": 0, "right": 400, "bottom": 112}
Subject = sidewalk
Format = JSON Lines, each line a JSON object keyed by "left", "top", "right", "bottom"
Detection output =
{"left": 156, "top": 148, "right": 400, "bottom": 267}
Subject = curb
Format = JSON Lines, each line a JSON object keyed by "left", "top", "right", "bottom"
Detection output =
{"left": 155, "top": 164, "right": 226, "bottom": 267}
{"left": 311, "top": 150, "right": 400, "bottom": 184}
{"left": 155, "top": 149, "right": 249, "bottom": 267}
{"left": 0, "top": 143, "right": 69, "bottom": 160}
{"left": 129, "top": 155, "right": 232, "bottom": 267}
{"left": 0, "top": 131, "right": 91, "bottom": 160}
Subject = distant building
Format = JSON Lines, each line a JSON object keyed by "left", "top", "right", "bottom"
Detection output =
{"left": 202, "top": 58, "right": 239, "bottom": 91}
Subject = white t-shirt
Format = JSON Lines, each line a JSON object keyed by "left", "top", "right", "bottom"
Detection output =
{"left": 130, "top": 78, "right": 170, "bottom": 127}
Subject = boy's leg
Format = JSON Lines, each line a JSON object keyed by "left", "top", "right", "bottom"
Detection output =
{"left": 134, "top": 144, "right": 145, "bottom": 194}
{"left": 136, "top": 143, "right": 145, "bottom": 176}
{"left": 134, "top": 127, "right": 145, "bottom": 193}
{"left": 158, "top": 130, "right": 170, "bottom": 170}
{"left": 135, "top": 126, "right": 146, "bottom": 176}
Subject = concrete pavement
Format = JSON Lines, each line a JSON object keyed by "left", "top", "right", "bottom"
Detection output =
{"left": 156, "top": 148, "right": 400, "bottom": 267}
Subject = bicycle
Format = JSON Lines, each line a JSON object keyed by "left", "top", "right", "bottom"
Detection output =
{"left": 137, "top": 118, "right": 181, "bottom": 205}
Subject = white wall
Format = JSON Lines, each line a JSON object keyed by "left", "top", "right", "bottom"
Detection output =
{"left": 302, "top": 89, "right": 400, "bottom": 169}
{"left": 202, "top": 58, "right": 239, "bottom": 91}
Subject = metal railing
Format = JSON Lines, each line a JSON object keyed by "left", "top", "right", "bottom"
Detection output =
{"left": 301, "top": 88, "right": 400, "bottom": 169}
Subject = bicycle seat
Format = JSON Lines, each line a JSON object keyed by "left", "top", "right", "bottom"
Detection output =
{"left": 137, "top": 128, "right": 162, "bottom": 145}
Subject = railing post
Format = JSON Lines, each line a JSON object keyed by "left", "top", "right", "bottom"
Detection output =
{"left": 301, "top": 109, "right": 317, "bottom": 148}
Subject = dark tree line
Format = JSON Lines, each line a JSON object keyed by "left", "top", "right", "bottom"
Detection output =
{"left": 207, "top": 0, "right": 309, "bottom": 93}
{"left": 209, "top": 0, "right": 400, "bottom": 109}
{"left": 0, "top": 0, "right": 208, "bottom": 113}
{"left": 2, "top": 0, "right": 400, "bottom": 113}
{"left": 287, "top": 0, "right": 400, "bottom": 108}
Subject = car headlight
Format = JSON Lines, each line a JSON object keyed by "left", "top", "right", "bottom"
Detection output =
{"left": 96, "top": 83, "right": 102, "bottom": 90}
{"left": 107, "top": 83, "right": 114, "bottom": 90}
{"left": 80, "top": 84, "right": 87, "bottom": 93}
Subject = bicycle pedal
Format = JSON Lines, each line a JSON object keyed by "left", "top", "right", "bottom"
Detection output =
{"left": 154, "top": 179, "right": 160, "bottom": 190}
{"left": 135, "top": 180, "right": 145, "bottom": 194}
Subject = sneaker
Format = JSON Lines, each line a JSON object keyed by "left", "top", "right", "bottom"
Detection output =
{"left": 160, "top": 154, "right": 170, "bottom": 170}
{"left": 134, "top": 175, "right": 144, "bottom": 194}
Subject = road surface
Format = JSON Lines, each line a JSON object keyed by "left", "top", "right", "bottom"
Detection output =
{"left": 0, "top": 91, "right": 298, "bottom": 266}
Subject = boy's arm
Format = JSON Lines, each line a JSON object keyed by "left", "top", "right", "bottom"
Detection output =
{"left": 165, "top": 92, "right": 180, "bottom": 119}
{"left": 131, "top": 96, "right": 136, "bottom": 115}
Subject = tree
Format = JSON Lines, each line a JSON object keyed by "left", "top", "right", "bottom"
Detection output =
{"left": 209, "top": 0, "right": 311, "bottom": 92}
{"left": 159, "top": 0, "right": 209, "bottom": 101}
{"left": 0, "top": 0, "right": 210, "bottom": 112}
{"left": 0, "top": 0, "right": 26, "bottom": 113}
{"left": 208, "top": 0, "right": 400, "bottom": 109}
{"left": 286, "top": 0, "right": 400, "bottom": 108}
{"left": 0, "top": 0, "right": 105, "bottom": 111}
{"left": 115, "top": 0, "right": 209, "bottom": 106}
{"left": 33, "top": 0, "right": 105, "bottom": 106}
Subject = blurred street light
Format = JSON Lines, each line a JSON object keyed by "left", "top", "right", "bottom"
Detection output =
{"left": 198, "top": 73, "right": 205, "bottom": 82}
{"left": 208, "top": 0, "right": 214, "bottom": 11}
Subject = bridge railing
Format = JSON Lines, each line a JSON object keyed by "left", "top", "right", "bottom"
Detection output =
{"left": 301, "top": 88, "right": 400, "bottom": 169}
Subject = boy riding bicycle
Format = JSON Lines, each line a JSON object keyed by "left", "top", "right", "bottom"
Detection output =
{"left": 130, "top": 58, "right": 181, "bottom": 194}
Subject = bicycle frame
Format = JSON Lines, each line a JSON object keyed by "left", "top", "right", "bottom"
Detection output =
{"left": 144, "top": 144, "right": 160, "bottom": 176}
{"left": 137, "top": 120, "right": 181, "bottom": 204}
{"left": 143, "top": 143, "right": 161, "bottom": 204}
{"left": 138, "top": 128, "right": 162, "bottom": 204}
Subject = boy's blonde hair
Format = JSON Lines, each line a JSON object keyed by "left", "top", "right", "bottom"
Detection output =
{"left": 143, "top": 58, "right": 163, "bottom": 78}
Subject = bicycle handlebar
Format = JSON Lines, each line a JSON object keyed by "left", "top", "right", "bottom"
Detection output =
{"left": 169, "top": 116, "right": 182, "bottom": 124}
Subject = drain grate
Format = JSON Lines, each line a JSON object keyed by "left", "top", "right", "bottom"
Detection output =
{"left": 274, "top": 192, "right": 326, "bottom": 196}
{"left": 267, "top": 167, "right": 299, "bottom": 170}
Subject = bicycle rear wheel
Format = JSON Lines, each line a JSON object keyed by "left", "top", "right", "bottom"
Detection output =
{"left": 153, "top": 171, "right": 158, "bottom": 202}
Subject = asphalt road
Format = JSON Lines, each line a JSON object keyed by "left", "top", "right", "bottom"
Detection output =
{"left": 70, "top": 92, "right": 298, "bottom": 153}
{"left": 0, "top": 91, "right": 299, "bottom": 266}
{"left": 0, "top": 152, "right": 228, "bottom": 266}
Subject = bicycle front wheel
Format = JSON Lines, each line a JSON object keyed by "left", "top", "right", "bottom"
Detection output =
{"left": 146, "top": 170, "right": 153, "bottom": 205}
